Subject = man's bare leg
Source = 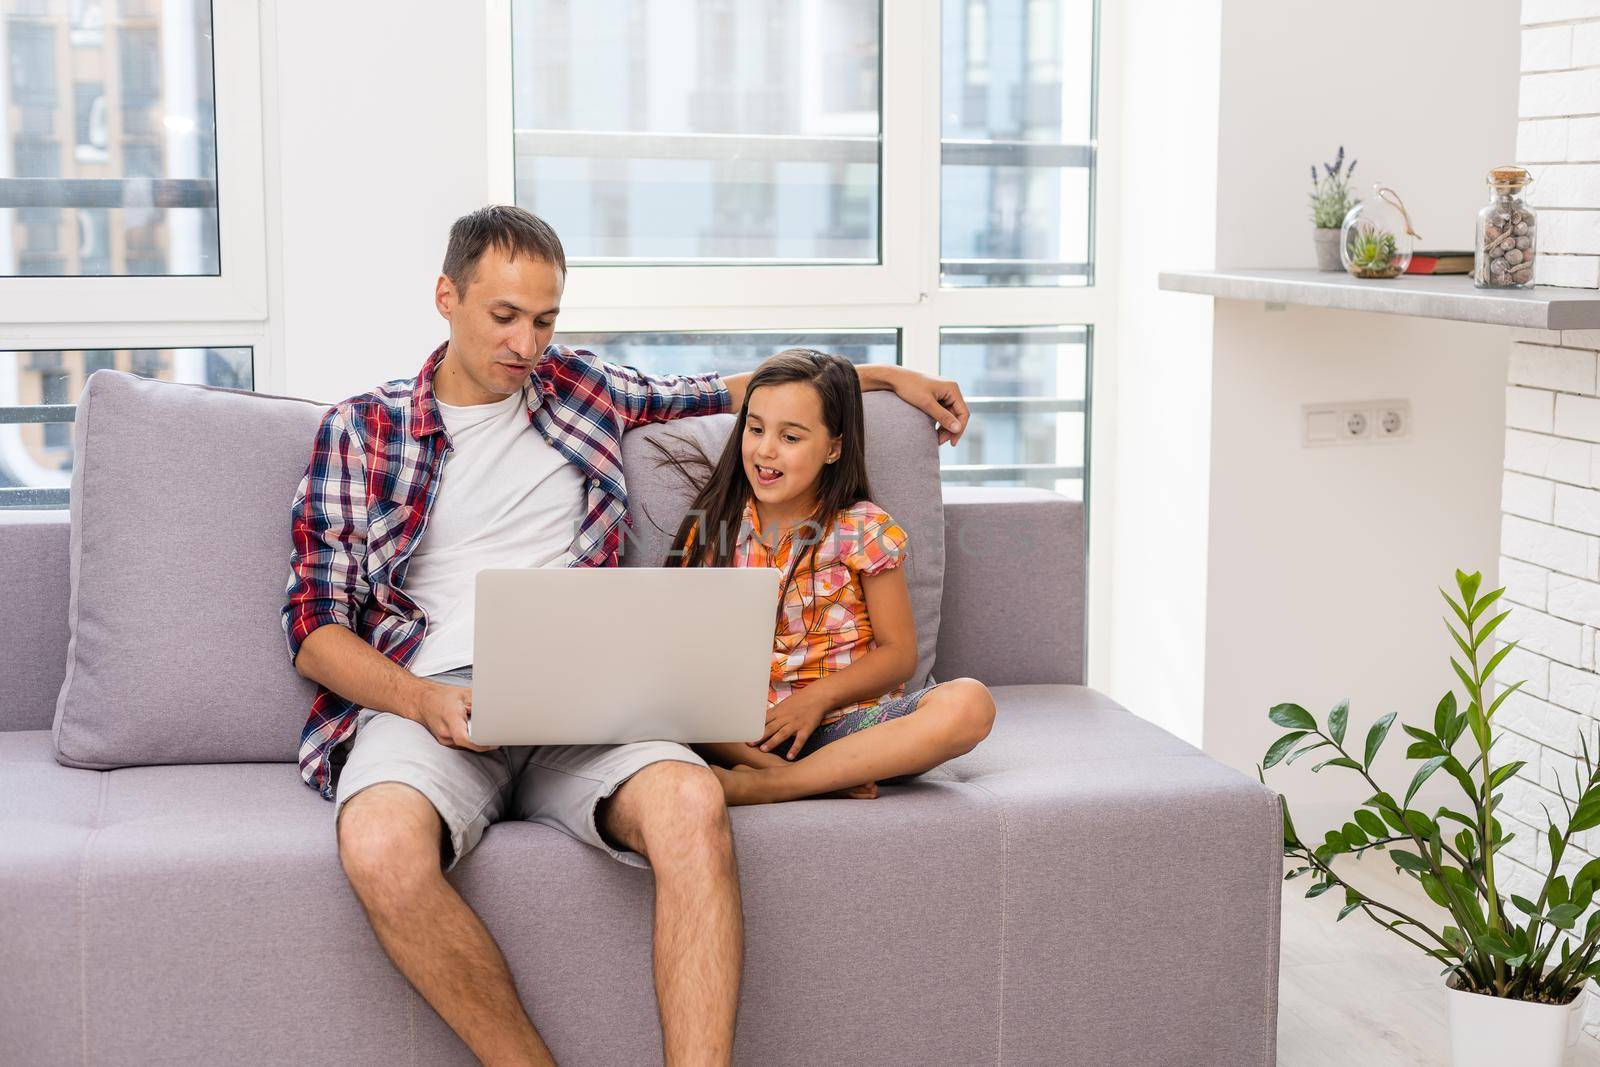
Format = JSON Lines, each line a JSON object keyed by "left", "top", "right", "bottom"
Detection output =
{"left": 711, "top": 678, "right": 996, "bottom": 806}
{"left": 338, "top": 782, "right": 555, "bottom": 1066}
{"left": 600, "top": 761, "right": 743, "bottom": 1067}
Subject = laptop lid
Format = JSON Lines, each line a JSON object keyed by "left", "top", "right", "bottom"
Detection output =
{"left": 468, "top": 567, "right": 781, "bottom": 746}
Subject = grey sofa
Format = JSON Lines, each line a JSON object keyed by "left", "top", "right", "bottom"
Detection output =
{"left": 0, "top": 371, "right": 1282, "bottom": 1065}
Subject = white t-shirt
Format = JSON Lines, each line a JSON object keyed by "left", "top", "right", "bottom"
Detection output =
{"left": 404, "top": 387, "right": 586, "bottom": 677}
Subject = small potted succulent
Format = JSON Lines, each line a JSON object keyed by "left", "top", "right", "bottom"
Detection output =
{"left": 1340, "top": 183, "right": 1420, "bottom": 280}
{"left": 1262, "top": 571, "right": 1593, "bottom": 1066}
{"left": 1309, "top": 146, "right": 1359, "bottom": 271}
{"left": 1343, "top": 220, "right": 1404, "bottom": 279}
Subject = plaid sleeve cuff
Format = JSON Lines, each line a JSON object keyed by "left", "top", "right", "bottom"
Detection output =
{"left": 283, "top": 603, "right": 353, "bottom": 664}
{"left": 707, "top": 373, "right": 732, "bottom": 415}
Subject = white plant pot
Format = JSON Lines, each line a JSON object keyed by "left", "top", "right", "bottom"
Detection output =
{"left": 1445, "top": 974, "right": 1586, "bottom": 1067}
{"left": 1312, "top": 226, "right": 1343, "bottom": 271}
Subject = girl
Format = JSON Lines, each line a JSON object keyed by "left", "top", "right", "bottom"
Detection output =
{"left": 665, "top": 348, "right": 996, "bottom": 806}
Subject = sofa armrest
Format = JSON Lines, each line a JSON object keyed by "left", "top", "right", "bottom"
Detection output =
{"left": 934, "top": 487, "right": 1084, "bottom": 686}
{"left": 0, "top": 511, "right": 71, "bottom": 732}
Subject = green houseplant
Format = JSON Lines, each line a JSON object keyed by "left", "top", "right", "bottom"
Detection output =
{"left": 1343, "top": 221, "right": 1402, "bottom": 279}
{"left": 1262, "top": 571, "right": 1592, "bottom": 1063}
{"left": 1309, "top": 146, "right": 1359, "bottom": 271}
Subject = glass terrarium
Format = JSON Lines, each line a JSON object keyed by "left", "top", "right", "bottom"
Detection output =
{"left": 1475, "top": 166, "right": 1536, "bottom": 289}
{"left": 1340, "top": 184, "right": 1419, "bottom": 279}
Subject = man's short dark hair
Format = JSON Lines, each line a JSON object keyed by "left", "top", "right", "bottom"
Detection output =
{"left": 442, "top": 205, "right": 567, "bottom": 297}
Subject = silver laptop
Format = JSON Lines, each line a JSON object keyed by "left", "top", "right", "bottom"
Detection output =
{"left": 468, "top": 566, "right": 782, "bottom": 746}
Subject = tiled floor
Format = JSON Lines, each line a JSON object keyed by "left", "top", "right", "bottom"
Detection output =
{"left": 1278, "top": 858, "right": 1600, "bottom": 1065}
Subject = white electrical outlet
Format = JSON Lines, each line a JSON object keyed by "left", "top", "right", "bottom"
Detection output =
{"left": 1376, "top": 403, "right": 1410, "bottom": 439}
{"left": 1302, "top": 399, "right": 1412, "bottom": 448}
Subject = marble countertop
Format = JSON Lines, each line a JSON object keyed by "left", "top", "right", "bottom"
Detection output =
{"left": 1158, "top": 267, "right": 1600, "bottom": 331}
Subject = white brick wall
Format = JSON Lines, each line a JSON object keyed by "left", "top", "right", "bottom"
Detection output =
{"left": 1364, "top": 5, "right": 1600, "bottom": 1040}
{"left": 1520, "top": 11, "right": 1600, "bottom": 292}
{"left": 1505, "top": 470, "right": 1557, "bottom": 520}
{"left": 1510, "top": 384, "right": 1557, "bottom": 431}
{"left": 1502, "top": 513, "right": 1598, "bottom": 577}
{"left": 1542, "top": 209, "right": 1600, "bottom": 254}
{"left": 1509, "top": 341, "right": 1597, "bottom": 393}
{"left": 1497, "top": 178, "right": 1600, "bottom": 1047}
{"left": 1510, "top": 2, "right": 1600, "bottom": 904}
{"left": 1556, "top": 391, "right": 1600, "bottom": 441}
{"left": 1503, "top": 554, "right": 1552, "bottom": 608}
{"left": 1569, "top": 116, "right": 1600, "bottom": 161}
{"left": 1505, "top": 427, "right": 1596, "bottom": 482}
{"left": 1556, "top": 482, "right": 1600, "bottom": 532}
{"left": 1528, "top": 23, "right": 1577, "bottom": 69}
{"left": 1501, "top": 641, "right": 1554, "bottom": 696}
{"left": 1498, "top": 39, "right": 1600, "bottom": 1014}
{"left": 1537, "top": 253, "right": 1600, "bottom": 288}
{"left": 1553, "top": 657, "right": 1600, "bottom": 712}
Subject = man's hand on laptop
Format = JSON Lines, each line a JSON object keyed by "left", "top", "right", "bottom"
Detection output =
{"left": 413, "top": 682, "right": 498, "bottom": 753}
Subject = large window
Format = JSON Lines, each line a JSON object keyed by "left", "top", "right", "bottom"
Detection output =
{"left": 939, "top": 326, "right": 1088, "bottom": 498}
{"left": 508, "top": 1, "right": 1102, "bottom": 503}
{"left": 0, "top": 346, "right": 253, "bottom": 508}
{"left": 0, "top": 1, "right": 266, "bottom": 510}
{"left": 0, "top": 0, "right": 221, "bottom": 278}
{"left": 940, "top": 0, "right": 1096, "bottom": 287}
{"left": 511, "top": 0, "right": 882, "bottom": 265}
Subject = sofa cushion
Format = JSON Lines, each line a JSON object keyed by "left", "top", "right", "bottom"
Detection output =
{"left": 620, "top": 392, "right": 946, "bottom": 688}
{"left": 52, "top": 372, "right": 326, "bottom": 768}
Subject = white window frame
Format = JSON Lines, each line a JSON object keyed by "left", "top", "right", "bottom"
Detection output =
{"left": 0, "top": 1, "right": 269, "bottom": 328}
{"left": 485, "top": 0, "right": 1116, "bottom": 376}
{"left": 488, "top": 0, "right": 1119, "bottom": 684}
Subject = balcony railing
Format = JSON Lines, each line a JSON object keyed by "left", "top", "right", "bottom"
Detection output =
{"left": 0, "top": 404, "right": 74, "bottom": 508}
{"left": 0, "top": 177, "right": 217, "bottom": 209}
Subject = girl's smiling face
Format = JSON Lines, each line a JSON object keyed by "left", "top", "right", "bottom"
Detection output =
{"left": 741, "top": 381, "right": 842, "bottom": 518}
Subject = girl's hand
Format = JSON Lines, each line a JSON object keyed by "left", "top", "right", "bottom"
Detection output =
{"left": 755, "top": 693, "right": 828, "bottom": 760}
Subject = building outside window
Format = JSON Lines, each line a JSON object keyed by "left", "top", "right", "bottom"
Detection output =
{"left": 0, "top": 0, "right": 220, "bottom": 278}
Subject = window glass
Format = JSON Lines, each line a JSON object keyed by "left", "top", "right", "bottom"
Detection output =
{"left": 940, "top": 0, "right": 1096, "bottom": 287}
{"left": 0, "top": 0, "right": 220, "bottom": 277}
{"left": 511, "top": 0, "right": 882, "bottom": 264}
{"left": 939, "top": 325, "right": 1088, "bottom": 498}
{"left": 0, "top": 346, "right": 251, "bottom": 507}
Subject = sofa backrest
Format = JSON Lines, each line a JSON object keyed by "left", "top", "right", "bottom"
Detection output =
{"left": 0, "top": 493, "right": 1088, "bottom": 739}
{"left": 20, "top": 370, "right": 957, "bottom": 767}
{"left": 1, "top": 511, "right": 71, "bottom": 735}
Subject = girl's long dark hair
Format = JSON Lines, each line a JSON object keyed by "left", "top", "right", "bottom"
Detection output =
{"left": 656, "top": 349, "right": 873, "bottom": 596}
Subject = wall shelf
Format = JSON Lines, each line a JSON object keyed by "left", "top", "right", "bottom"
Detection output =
{"left": 1158, "top": 267, "right": 1600, "bottom": 331}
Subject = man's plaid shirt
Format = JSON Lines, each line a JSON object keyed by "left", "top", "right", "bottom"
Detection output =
{"left": 282, "top": 342, "right": 730, "bottom": 799}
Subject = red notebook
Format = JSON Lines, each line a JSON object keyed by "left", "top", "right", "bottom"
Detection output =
{"left": 1405, "top": 251, "right": 1475, "bottom": 275}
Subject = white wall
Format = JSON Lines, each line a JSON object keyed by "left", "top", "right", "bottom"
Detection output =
{"left": 1205, "top": 306, "right": 1510, "bottom": 816}
{"left": 1199, "top": 0, "right": 1518, "bottom": 822}
{"left": 264, "top": 2, "right": 494, "bottom": 402}
{"left": 1105, "top": 0, "right": 1223, "bottom": 745}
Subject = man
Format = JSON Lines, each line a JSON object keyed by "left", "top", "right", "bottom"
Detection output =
{"left": 282, "top": 205, "right": 969, "bottom": 1065}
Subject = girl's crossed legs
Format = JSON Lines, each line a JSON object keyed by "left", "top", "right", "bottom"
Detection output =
{"left": 704, "top": 677, "right": 996, "bottom": 806}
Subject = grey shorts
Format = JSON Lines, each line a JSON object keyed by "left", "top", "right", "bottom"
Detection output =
{"left": 331, "top": 667, "right": 706, "bottom": 871}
